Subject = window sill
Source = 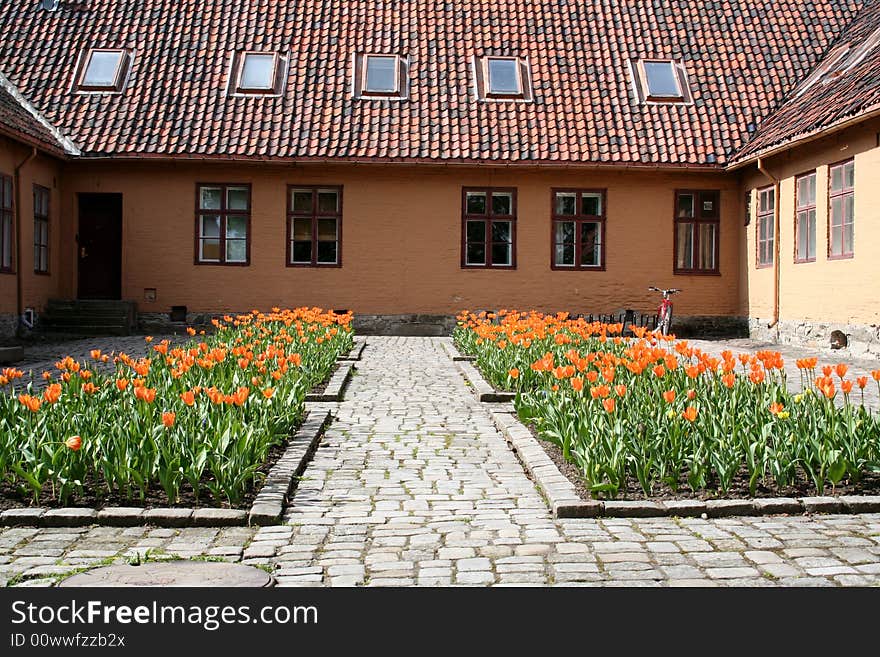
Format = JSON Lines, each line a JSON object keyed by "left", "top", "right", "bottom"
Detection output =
{"left": 794, "top": 258, "right": 817, "bottom": 264}
{"left": 0, "top": 269, "right": 15, "bottom": 275}
{"left": 673, "top": 269, "right": 721, "bottom": 276}
{"left": 551, "top": 265, "right": 606, "bottom": 272}
{"left": 287, "top": 262, "right": 342, "bottom": 269}
{"left": 194, "top": 261, "right": 251, "bottom": 267}
{"left": 33, "top": 270, "right": 51, "bottom": 276}
{"left": 827, "top": 253, "right": 854, "bottom": 261}
{"left": 755, "top": 263, "right": 774, "bottom": 270}
{"left": 461, "top": 264, "right": 517, "bottom": 270}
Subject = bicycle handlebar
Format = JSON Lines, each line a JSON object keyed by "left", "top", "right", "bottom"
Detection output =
{"left": 648, "top": 287, "right": 681, "bottom": 294}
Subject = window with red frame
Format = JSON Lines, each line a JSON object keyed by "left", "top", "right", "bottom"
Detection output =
{"left": 288, "top": 187, "right": 342, "bottom": 267}
{"left": 0, "top": 174, "right": 12, "bottom": 272}
{"left": 33, "top": 185, "right": 50, "bottom": 274}
{"left": 828, "top": 160, "right": 854, "bottom": 258}
{"left": 462, "top": 188, "right": 516, "bottom": 268}
{"left": 551, "top": 190, "right": 605, "bottom": 270}
{"left": 756, "top": 187, "right": 775, "bottom": 268}
{"left": 195, "top": 184, "right": 250, "bottom": 265}
{"left": 795, "top": 172, "right": 817, "bottom": 263}
{"left": 674, "top": 190, "right": 719, "bottom": 274}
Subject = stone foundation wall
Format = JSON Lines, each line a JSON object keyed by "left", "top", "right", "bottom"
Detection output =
{"left": 670, "top": 315, "right": 749, "bottom": 339}
{"left": 0, "top": 314, "right": 18, "bottom": 341}
{"left": 748, "top": 318, "right": 880, "bottom": 359}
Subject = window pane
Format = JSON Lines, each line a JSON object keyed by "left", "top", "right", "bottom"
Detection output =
{"left": 700, "top": 193, "right": 717, "bottom": 217}
{"left": 676, "top": 222, "right": 694, "bottom": 269}
{"left": 491, "top": 221, "right": 511, "bottom": 242}
{"left": 466, "top": 220, "right": 485, "bottom": 243}
{"left": 317, "top": 241, "right": 337, "bottom": 264}
{"left": 844, "top": 161, "right": 854, "bottom": 188}
{"left": 844, "top": 222, "right": 853, "bottom": 255}
{"left": 226, "top": 216, "right": 247, "bottom": 239}
{"left": 466, "top": 192, "right": 486, "bottom": 215}
{"left": 292, "top": 190, "right": 313, "bottom": 213}
{"left": 555, "top": 243, "right": 574, "bottom": 266}
{"left": 318, "top": 218, "right": 337, "bottom": 240}
{"left": 555, "top": 193, "right": 576, "bottom": 216}
{"left": 797, "top": 174, "right": 816, "bottom": 207}
{"left": 200, "top": 238, "right": 220, "bottom": 261}
{"left": 844, "top": 194, "right": 854, "bottom": 223}
{"left": 808, "top": 211, "right": 816, "bottom": 259}
{"left": 83, "top": 50, "right": 122, "bottom": 86}
{"left": 831, "top": 196, "right": 844, "bottom": 228}
{"left": 227, "top": 187, "right": 249, "bottom": 211}
{"left": 34, "top": 245, "right": 40, "bottom": 268}
{"left": 554, "top": 221, "right": 575, "bottom": 242}
{"left": 200, "top": 215, "right": 220, "bottom": 237}
{"left": 797, "top": 212, "right": 809, "bottom": 259}
{"left": 292, "top": 241, "right": 312, "bottom": 263}
{"left": 582, "top": 193, "right": 602, "bottom": 216}
{"left": 466, "top": 243, "right": 485, "bottom": 265}
{"left": 831, "top": 225, "right": 842, "bottom": 256}
{"left": 318, "top": 191, "right": 339, "bottom": 214}
{"left": 2, "top": 215, "right": 11, "bottom": 267}
{"left": 225, "top": 239, "right": 246, "bottom": 262}
{"left": 293, "top": 218, "right": 311, "bottom": 240}
{"left": 487, "top": 59, "right": 520, "bottom": 94}
{"left": 365, "top": 56, "right": 397, "bottom": 92}
{"left": 643, "top": 61, "right": 680, "bottom": 97}
{"left": 677, "top": 194, "right": 694, "bottom": 218}
{"left": 491, "top": 243, "right": 511, "bottom": 266}
{"left": 240, "top": 53, "right": 275, "bottom": 89}
{"left": 200, "top": 187, "right": 222, "bottom": 210}
{"left": 3, "top": 178, "right": 12, "bottom": 207}
{"left": 831, "top": 165, "right": 844, "bottom": 192}
{"left": 698, "top": 223, "right": 716, "bottom": 270}
{"left": 581, "top": 222, "right": 601, "bottom": 266}
{"left": 492, "top": 193, "right": 512, "bottom": 215}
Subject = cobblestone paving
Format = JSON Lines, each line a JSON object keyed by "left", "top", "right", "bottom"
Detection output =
{"left": 1, "top": 336, "right": 879, "bottom": 587}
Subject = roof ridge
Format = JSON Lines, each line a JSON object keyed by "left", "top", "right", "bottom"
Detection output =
{"left": 0, "top": 70, "right": 80, "bottom": 155}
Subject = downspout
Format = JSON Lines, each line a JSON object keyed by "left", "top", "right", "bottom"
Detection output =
{"left": 756, "top": 157, "right": 781, "bottom": 329}
{"left": 14, "top": 147, "right": 38, "bottom": 333}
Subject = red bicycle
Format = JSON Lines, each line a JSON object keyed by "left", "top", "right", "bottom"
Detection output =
{"left": 648, "top": 287, "right": 681, "bottom": 336}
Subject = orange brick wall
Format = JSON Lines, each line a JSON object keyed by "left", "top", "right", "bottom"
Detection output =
{"left": 59, "top": 162, "right": 742, "bottom": 319}
{"left": 0, "top": 134, "right": 64, "bottom": 317}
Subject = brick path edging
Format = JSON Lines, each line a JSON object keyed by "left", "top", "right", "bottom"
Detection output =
{"left": 305, "top": 363, "right": 355, "bottom": 402}
{"left": 486, "top": 404, "right": 880, "bottom": 520}
{"left": 0, "top": 409, "right": 331, "bottom": 529}
{"left": 455, "top": 361, "right": 515, "bottom": 403}
{"left": 338, "top": 336, "right": 367, "bottom": 362}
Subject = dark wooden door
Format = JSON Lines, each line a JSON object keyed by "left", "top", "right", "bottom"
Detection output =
{"left": 77, "top": 193, "right": 122, "bottom": 299}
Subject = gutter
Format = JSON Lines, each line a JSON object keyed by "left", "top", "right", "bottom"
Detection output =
{"left": 14, "top": 147, "right": 37, "bottom": 332}
{"left": 757, "top": 157, "right": 781, "bottom": 330}
{"left": 0, "top": 72, "right": 81, "bottom": 157}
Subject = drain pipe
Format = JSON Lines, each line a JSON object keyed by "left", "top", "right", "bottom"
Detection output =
{"left": 757, "top": 157, "right": 781, "bottom": 330}
{"left": 14, "top": 147, "right": 38, "bottom": 333}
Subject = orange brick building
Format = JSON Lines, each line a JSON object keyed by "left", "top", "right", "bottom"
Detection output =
{"left": 0, "top": 1, "right": 878, "bottom": 352}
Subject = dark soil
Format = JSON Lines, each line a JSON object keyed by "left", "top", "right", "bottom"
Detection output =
{"left": 0, "top": 430, "right": 298, "bottom": 511}
{"left": 526, "top": 421, "right": 880, "bottom": 501}
{"left": 309, "top": 363, "right": 340, "bottom": 396}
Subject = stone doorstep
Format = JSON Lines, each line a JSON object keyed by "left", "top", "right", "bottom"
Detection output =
{"left": 0, "top": 410, "right": 331, "bottom": 530}
{"left": 305, "top": 362, "right": 354, "bottom": 402}
{"left": 456, "top": 361, "right": 515, "bottom": 403}
{"left": 337, "top": 336, "right": 367, "bottom": 362}
{"left": 487, "top": 405, "right": 880, "bottom": 520}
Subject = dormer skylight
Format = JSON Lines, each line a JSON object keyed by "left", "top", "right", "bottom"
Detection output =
{"left": 474, "top": 56, "right": 532, "bottom": 101}
{"left": 77, "top": 49, "right": 131, "bottom": 92}
{"left": 631, "top": 59, "right": 692, "bottom": 104}
{"left": 353, "top": 54, "right": 408, "bottom": 99}
{"left": 231, "top": 52, "right": 286, "bottom": 95}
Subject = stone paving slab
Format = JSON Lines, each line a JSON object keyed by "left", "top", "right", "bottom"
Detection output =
{"left": 1, "top": 335, "right": 879, "bottom": 587}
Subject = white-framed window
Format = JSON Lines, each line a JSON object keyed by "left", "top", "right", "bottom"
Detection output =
{"left": 631, "top": 59, "right": 692, "bottom": 104}
{"left": 474, "top": 56, "right": 532, "bottom": 101}
{"left": 353, "top": 54, "right": 408, "bottom": 99}
{"left": 230, "top": 52, "right": 286, "bottom": 95}
{"left": 76, "top": 49, "right": 132, "bottom": 92}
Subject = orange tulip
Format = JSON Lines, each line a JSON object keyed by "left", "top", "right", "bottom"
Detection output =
{"left": 180, "top": 390, "right": 196, "bottom": 406}
{"left": 65, "top": 435, "right": 82, "bottom": 451}
{"left": 721, "top": 373, "right": 736, "bottom": 388}
{"left": 685, "top": 365, "right": 700, "bottom": 379}
{"left": 749, "top": 369, "right": 765, "bottom": 384}
{"left": 662, "top": 389, "right": 676, "bottom": 404}
{"left": 614, "top": 384, "right": 627, "bottom": 397}
{"left": 233, "top": 386, "right": 249, "bottom": 406}
{"left": 822, "top": 365, "right": 833, "bottom": 377}
{"left": 186, "top": 327, "right": 197, "bottom": 336}
{"left": 116, "top": 378, "right": 129, "bottom": 391}
{"left": 18, "top": 394, "right": 41, "bottom": 412}
{"left": 841, "top": 380, "right": 853, "bottom": 394}
{"left": 82, "top": 382, "right": 98, "bottom": 395}
{"left": 41, "top": 371, "right": 52, "bottom": 381}
{"left": 508, "top": 368, "right": 520, "bottom": 379}
{"left": 687, "top": 389, "right": 696, "bottom": 400}
{"left": 681, "top": 406, "right": 698, "bottom": 422}
{"left": 42, "top": 383, "right": 62, "bottom": 404}
{"left": 652, "top": 365, "right": 666, "bottom": 378}
{"left": 134, "top": 386, "right": 156, "bottom": 403}
{"left": 262, "top": 388, "right": 275, "bottom": 399}
{"left": 571, "top": 377, "right": 584, "bottom": 392}
{"left": 856, "top": 376, "right": 868, "bottom": 389}
{"left": 769, "top": 402, "right": 784, "bottom": 415}
{"left": 162, "top": 412, "right": 176, "bottom": 428}
{"left": 835, "top": 363, "right": 849, "bottom": 379}
{"left": 872, "top": 370, "right": 880, "bottom": 382}
{"left": 602, "top": 398, "right": 616, "bottom": 413}
{"left": 144, "top": 336, "right": 153, "bottom": 343}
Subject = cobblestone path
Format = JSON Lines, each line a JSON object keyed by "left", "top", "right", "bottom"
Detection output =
{"left": 1, "top": 337, "right": 879, "bottom": 587}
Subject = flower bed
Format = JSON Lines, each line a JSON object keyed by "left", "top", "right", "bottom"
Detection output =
{"left": 1, "top": 308, "right": 353, "bottom": 507}
{"left": 454, "top": 310, "right": 880, "bottom": 499}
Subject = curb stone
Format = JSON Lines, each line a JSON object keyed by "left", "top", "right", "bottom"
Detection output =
{"left": 456, "top": 361, "right": 514, "bottom": 403}
{"left": 438, "top": 337, "right": 476, "bottom": 362}
{"left": 337, "top": 336, "right": 367, "bottom": 362}
{"left": 305, "top": 363, "right": 354, "bottom": 402}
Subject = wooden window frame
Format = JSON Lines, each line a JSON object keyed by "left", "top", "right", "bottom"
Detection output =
{"left": 33, "top": 184, "right": 50, "bottom": 275}
{"left": 473, "top": 56, "right": 533, "bottom": 102}
{"left": 286, "top": 185, "right": 343, "bottom": 268}
{"left": 194, "top": 183, "right": 251, "bottom": 266}
{"left": 828, "top": 159, "right": 855, "bottom": 260}
{"left": 461, "top": 187, "right": 517, "bottom": 270}
{"left": 794, "top": 171, "right": 817, "bottom": 264}
{"left": 673, "top": 189, "right": 720, "bottom": 276}
{"left": 550, "top": 189, "right": 607, "bottom": 271}
{"left": 353, "top": 54, "right": 408, "bottom": 99}
{"left": 633, "top": 59, "right": 692, "bottom": 104}
{"left": 75, "top": 48, "right": 132, "bottom": 93}
{"left": 229, "top": 51, "right": 287, "bottom": 96}
{"left": 0, "top": 173, "right": 13, "bottom": 274}
{"left": 756, "top": 186, "right": 775, "bottom": 269}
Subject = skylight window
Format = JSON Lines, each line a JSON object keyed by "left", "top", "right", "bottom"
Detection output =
{"left": 353, "top": 54, "right": 408, "bottom": 99}
{"left": 474, "top": 56, "right": 533, "bottom": 101}
{"left": 632, "top": 59, "right": 691, "bottom": 103}
{"left": 77, "top": 49, "right": 131, "bottom": 92}
{"left": 231, "top": 52, "right": 286, "bottom": 95}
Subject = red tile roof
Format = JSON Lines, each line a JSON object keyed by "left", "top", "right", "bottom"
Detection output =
{"left": 0, "top": 74, "right": 69, "bottom": 156}
{"left": 734, "top": 0, "right": 880, "bottom": 164}
{"left": 0, "top": 1, "right": 868, "bottom": 166}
